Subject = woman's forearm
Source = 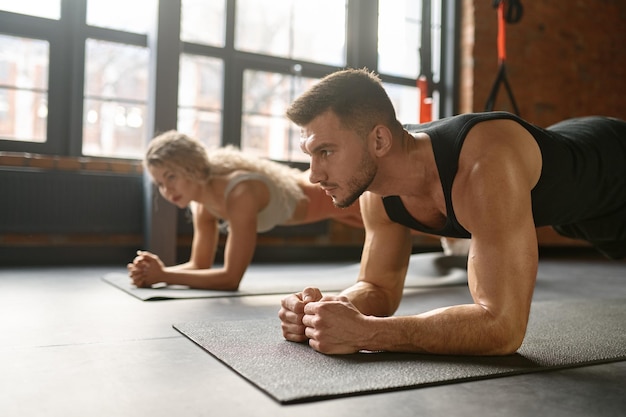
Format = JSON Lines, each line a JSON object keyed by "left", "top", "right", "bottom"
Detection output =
{"left": 161, "top": 267, "right": 243, "bottom": 291}
{"left": 165, "top": 261, "right": 196, "bottom": 271}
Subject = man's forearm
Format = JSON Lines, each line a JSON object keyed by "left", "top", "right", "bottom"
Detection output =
{"left": 364, "top": 303, "right": 526, "bottom": 355}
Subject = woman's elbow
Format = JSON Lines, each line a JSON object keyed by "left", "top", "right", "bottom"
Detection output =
{"left": 218, "top": 269, "right": 245, "bottom": 291}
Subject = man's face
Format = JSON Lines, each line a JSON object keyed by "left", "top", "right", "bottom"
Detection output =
{"left": 299, "top": 111, "right": 377, "bottom": 208}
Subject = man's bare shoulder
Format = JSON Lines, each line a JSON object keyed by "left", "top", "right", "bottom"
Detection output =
{"left": 463, "top": 119, "right": 540, "bottom": 159}
{"left": 359, "top": 192, "right": 396, "bottom": 226}
{"left": 458, "top": 118, "right": 542, "bottom": 188}
{"left": 453, "top": 119, "right": 542, "bottom": 235}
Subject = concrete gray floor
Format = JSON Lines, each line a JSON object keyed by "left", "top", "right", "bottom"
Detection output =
{"left": 1, "top": 255, "right": 625, "bottom": 416}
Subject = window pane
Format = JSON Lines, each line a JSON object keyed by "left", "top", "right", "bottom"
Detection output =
{"left": 0, "top": 0, "right": 60, "bottom": 20}
{"left": 383, "top": 83, "right": 418, "bottom": 124}
{"left": 178, "top": 54, "right": 224, "bottom": 149}
{"left": 236, "top": 0, "right": 346, "bottom": 66}
{"left": 0, "top": 34, "right": 49, "bottom": 142}
{"left": 178, "top": 109, "right": 221, "bottom": 150}
{"left": 87, "top": 0, "right": 157, "bottom": 34}
{"left": 378, "top": 0, "right": 421, "bottom": 79}
{"left": 83, "top": 100, "right": 147, "bottom": 158}
{"left": 83, "top": 39, "right": 149, "bottom": 158}
{"left": 242, "top": 70, "right": 316, "bottom": 162}
{"left": 84, "top": 39, "right": 149, "bottom": 102}
{"left": 383, "top": 82, "right": 439, "bottom": 123}
{"left": 181, "top": 0, "right": 225, "bottom": 47}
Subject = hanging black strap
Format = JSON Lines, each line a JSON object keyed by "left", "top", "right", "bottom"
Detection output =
{"left": 493, "top": 0, "right": 523, "bottom": 24}
{"left": 484, "top": 0, "right": 523, "bottom": 115}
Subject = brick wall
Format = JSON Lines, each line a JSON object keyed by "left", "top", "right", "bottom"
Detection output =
{"left": 461, "top": 0, "right": 626, "bottom": 126}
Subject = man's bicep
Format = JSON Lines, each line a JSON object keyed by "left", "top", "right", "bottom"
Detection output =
{"left": 459, "top": 164, "right": 539, "bottom": 335}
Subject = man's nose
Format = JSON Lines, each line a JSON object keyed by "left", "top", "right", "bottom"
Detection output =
{"left": 308, "top": 161, "right": 325, "bottom": 184}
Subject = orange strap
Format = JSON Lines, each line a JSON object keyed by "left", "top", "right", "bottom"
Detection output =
{"left": 494, "top": 0, "right": 523, "bottom": 62}
{"left": 417, "top": 76, "right": 432, "bottom": 123}
{"left": 497, "top": 1, "right": 506, "bottom": 62}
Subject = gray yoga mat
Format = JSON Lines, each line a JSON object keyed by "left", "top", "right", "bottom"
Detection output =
{"left": 102, "top": 252, "right": 467, "bottom": 301}
{"left": 173, "top": 298, "right": 626, "bottom": 404}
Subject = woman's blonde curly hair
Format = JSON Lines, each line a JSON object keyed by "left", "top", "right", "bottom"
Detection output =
{"left": 145, "top": 130, "right": 305, "bottom": 204}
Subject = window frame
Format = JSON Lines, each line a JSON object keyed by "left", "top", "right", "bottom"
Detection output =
{"left": 0, "top": 8, "right": 68, "bottom": 154}
{"left": 0, "top": 0, "right": 460, "bottom": 160}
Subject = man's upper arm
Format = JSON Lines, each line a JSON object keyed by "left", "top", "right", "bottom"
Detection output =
{"left": 454, "top": 125, "right": 540, "bottom": 344}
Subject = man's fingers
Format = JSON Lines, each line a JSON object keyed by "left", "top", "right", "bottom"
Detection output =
{"left": 279, "top": 307, "right": 309, "bottom": 342}
{"left": 278, "top": 306, "right": 303, "bottom": 323}
{"left": 281, "top": 322, "right": 308, "bottom": 342}
{"left": 279, "top": 288, "right": 324, "bottom": 344}
{"left": 302, "top": 287, "right": 323, "bottom": 302}
{"left": 280, "top": 294, "right": 305, "bottom": 314}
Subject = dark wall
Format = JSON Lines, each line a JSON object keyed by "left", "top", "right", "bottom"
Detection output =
{"left": 0, "top": 164, "right": 144, "bottom": 265}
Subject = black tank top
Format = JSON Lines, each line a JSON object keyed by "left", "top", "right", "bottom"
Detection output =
{"left": 383, "top": 111, "right": 626, "bottom": 238}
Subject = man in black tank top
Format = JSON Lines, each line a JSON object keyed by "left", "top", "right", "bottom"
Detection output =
{"left": 278, "top": 68, "right": 626, "bottom": 356}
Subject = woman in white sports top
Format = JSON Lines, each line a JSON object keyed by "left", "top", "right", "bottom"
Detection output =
{"left": 127, "top": 130, "right": 363, "bottom": 290}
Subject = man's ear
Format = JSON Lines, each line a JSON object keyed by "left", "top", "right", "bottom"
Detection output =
{"left": 370, "top": 125, "right": 393, "bottom": 156}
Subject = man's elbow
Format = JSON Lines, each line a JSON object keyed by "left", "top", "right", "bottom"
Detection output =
{"left": 357, "top": 292, "right": 401, "bottom": 317}
{"left": 490, "top": 334, "right": 525, "bottom": 356}
{"left": 486, "top": 319, "right": 528, "bottom": 355}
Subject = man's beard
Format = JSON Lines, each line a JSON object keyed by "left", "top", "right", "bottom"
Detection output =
{"left": 333, "top": 153, "right": 377, "bottom": 208}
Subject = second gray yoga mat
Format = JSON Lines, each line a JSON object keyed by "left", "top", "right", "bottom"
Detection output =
{"left": 173, "top": 298, "right": 626, "bottom": 404}
{"left": 103, "top": 252, "right": 467, "bottom": 300}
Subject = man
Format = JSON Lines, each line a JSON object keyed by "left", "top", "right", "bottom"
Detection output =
{"left": 278, "top": 68, "right": 626, "bottom": 356}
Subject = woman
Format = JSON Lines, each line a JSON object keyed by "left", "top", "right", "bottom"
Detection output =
{"left": 127, "top": 130, "right": 363, "bottom": 290}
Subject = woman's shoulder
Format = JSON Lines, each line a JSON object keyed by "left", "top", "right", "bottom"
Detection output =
{"left": 219, "top": 171, "right": 271, "bottom": 202}
{"left": 189, "top": 201, "right": 217, "bottom": 220}
{"left": 224, "top": 170, "right": 268, "bottom": 188}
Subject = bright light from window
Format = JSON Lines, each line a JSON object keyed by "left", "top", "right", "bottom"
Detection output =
{"left": 378, "top": 0, "right": 422, "bottom": 79}
{"left": 0, "top": 34, "right": 49, "bottom": 142}
{"left": 0, "top": 0, "right": 60, "bottom": 20}
{"left": 235, "top": 0, "right": 345, "bottom": 66}
{"left": 87, "top": 0, "right": 157, "bottom": 34}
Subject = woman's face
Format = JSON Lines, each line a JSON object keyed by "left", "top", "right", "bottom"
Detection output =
{"left": 148, "top": 164, "right": 203, "bottom": 208}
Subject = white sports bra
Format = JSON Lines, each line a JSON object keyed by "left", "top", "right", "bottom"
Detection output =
{"left": 223, "top": 172, "right": 299, "bottom": 233}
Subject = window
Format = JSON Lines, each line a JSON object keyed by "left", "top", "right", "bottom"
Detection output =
{"left": 241, "top": 69, "right": 317, "bottom": 162}
{"left": 177, "top": 54, "right": 224, "bottom": 150}
{"left": 0, "top": 1, "right": 456, "bottom": 161}
{"left": 378, "top": 0, "right": 443, "bottom": 121}
{"left": 378, "top": 0, "right": 422, "bottom": 79}
{"left": 181, "top": 0, "right": 226, "bottom": 47}
{"left": 83, "top": 39, "right": 150, "bottom": 158}
{"left": 0, "top": 0, "right": 60, "bottom": 20}
{"left": 384, "top": 82, "right": 419, "bottom": 125}
{"left": 235, "top": 0, "right": 346, "bottom": 67}
{"left": 0, "top": 34, "right": 49, "bottom": 142}
{"left": 86, "top": 0, "right": 157, "bottom": 34}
